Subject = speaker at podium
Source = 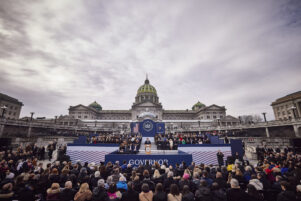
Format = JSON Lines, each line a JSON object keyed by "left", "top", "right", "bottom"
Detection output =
{"left": 145, "top": 144, "right": 151, "bottom": 154}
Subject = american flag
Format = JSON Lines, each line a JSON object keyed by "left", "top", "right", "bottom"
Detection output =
{"left": 133, "top": 123, "right": 139, "bottom": 133}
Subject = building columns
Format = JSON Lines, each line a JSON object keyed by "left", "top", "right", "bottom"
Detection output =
{"left": 27, "top": 125, "right": 32, "bottom": 138}
{"left": 0, "top": 124, "right": 4, "bottom": 138}
{"left": 294, "top": 125, "right": 301, "bottom": 137}
{"left": 265, "top": 127, "right": 270, "bottom": 138}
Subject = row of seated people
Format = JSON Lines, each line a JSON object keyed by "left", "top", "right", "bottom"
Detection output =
{"left": 118, "top": 134, "right": 142, "bottom": 154}
{"left": 155, "top": 133, "right": 211, "bottom": 150}
{"left": 88, "top": 133, "right": 141, "bottom": 144}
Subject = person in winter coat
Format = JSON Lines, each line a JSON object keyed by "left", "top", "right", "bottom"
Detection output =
{"left": 167, "top": 184, "right": 182, "bottom": 201}
{"left": 226, "top": 179, "right": 248, "bottom": 201}
{"left": 153, "top": 183, "right": 167, "bottom": 201}
{"left": 46, "top": 183, "right": 60, "bottom": 201}
{"left": 139, "top": 183, "right": 153, "bottom": 201}
{"left": 182, "top": 185, "right": 194, "bottom": 201}
{"left": 248, "top": 175, "right": 263, "bottom": 191}
{"left": 195, "top": 180, "right": 211, "bottom": 201}
{"left": 117, "top": 177, "right": 128, "bottom": 192}
{"left": 276, "top": 181, "right": 296, "bottom": 201}
{"left": 211, "top": 182, "right": 226, "bottom": 201}
{"left": 107, "top": 183, "right": 122, "bottom": 201}
{"left": 92, "top": 179, "right": 108, "bottom": 201}
{"left": 121, "top": 181, "right": 139, "bottom": 201}
{"left": 246, "top": 184, "right": 263, "bottom": 201}
{"left": 60, "top": 181, "right": 76, "bottom": 201}
{"left": 74, "top": 183, "right": 92, "bottom": 201}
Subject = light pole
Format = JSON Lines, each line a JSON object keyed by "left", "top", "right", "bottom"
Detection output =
{"left": 262, "top": 112, "right": 267, "bottom": 122}
{"left": 1, "top": 105, "right": 7, "bottom": 118}
{"left": 30, "top": 112, "right": 34, "bottom": 121}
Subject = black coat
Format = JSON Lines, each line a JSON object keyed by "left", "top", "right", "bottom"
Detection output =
{"left": 92, "top": 186, "right": 108, "bottom": 201}
{"left": 182, "top": 192, "right": 194, "bottom": 201}
{"left": 212, "top": 189, "right": 226, "bottom": 201}
{"left": 195, "top": 186, "right": 211, "bottom": 201}
{"left": 226, "top": 188, "right": 249, "bottom": 201}
{"left": 121, "top": 190, "right": 139, "bottom": 201}
{"left": 60, "top": 188, "right": 76, "bottom": 201}
{"left": 277, "top": 190, "right": 296, "bottom": 201}
{"left": 153, "top": 191, "right": 167, "bottom": 201}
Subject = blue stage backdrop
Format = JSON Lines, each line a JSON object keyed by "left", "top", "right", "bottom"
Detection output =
{"left": 131, "top": 119, "right": 165, "bottom": 137}
{"left": 105, "top": 151, "right": 192, "bottom": 167}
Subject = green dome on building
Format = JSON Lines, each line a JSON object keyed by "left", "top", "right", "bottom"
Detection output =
{"left": 89, "top": 101, "right": 102, "bottom": 111}
{"left": 137, "top": 78, "right": 157, "bottom": 95}
{"left": 192, "top": 101, "right": 206, "bottom": 110}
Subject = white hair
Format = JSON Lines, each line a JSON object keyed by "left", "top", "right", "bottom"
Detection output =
{"left": 230, "top": 178, "right": 239, "bottom": 188}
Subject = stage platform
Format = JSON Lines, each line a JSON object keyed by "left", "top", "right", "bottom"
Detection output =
{"left": 66, "top": 143, "right": 240, "bottom": 166}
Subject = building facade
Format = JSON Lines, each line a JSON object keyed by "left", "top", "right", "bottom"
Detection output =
{"left": 67, "top": 78, "right": 239, "bottom": 132}
{"left": 0, "top": 93, "right": 23, "bottom": 119}
{"left": 271, "top": 91, "right": 301, "bottom": 120}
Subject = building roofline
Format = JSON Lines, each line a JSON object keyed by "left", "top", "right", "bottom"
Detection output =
{"left": 0, "top": 93, "right": 23, "bottom": 106}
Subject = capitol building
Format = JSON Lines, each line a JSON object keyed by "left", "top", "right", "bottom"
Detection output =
{"left": 64, "top": 77, "right": 239, "bottom": 132}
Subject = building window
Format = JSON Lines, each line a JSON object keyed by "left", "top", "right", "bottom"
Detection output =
{"left": 13, "top": 112, "right": 16, "bottom": 115}
{"left": 84, "top": 116, "right": 88, "bottom": 118}
{"left": 282, "top": 111, "right": 286, "bottom": 115}
{"left": 207, "top": 116, "right": 210, "bottom": 119}
{"left": 78, "top": 116, "right": 81, "bottom": 118}
{"left": 278, "top": 112, "right": 281, "bottom": 116}
{"left": 15, "top": 106, "right": 17, "bottom": 110}
{"left": 9, "top": 112, "right": 11, "bottom": 115}
{"left": 220, "top": 116, "right": 223, "bottom": 118}
{"left": 213, "top": 116, "right": 217, "bottom": 119}
{"left": 10, "top": 106, "right": 13, "bottom": 109}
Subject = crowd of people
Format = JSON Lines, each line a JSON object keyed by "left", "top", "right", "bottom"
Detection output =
{"left": 1, "top": 140, "right": 301, "bottom": 201}
{"left": 154, "top": 132, "right": 212, "bottom": 150}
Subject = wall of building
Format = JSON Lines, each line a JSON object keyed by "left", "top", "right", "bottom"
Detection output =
{"left": 0, "top": 100, "right": 22, "bottom": 119}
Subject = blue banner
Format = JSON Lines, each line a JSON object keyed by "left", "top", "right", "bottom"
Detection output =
{"left": 105, "top": 151, "right": 192, "bottom": 167}
{"left": 156, "top": 122, "right": 165, "bottom": 134}
{"left": 139, "top": 119, "right": 156, "bottom": 137}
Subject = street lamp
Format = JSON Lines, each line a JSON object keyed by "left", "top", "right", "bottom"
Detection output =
{"left": 30, "top": 112, "right": 34, "bottom": 121}
{"left": 262, "top": 112, "right": 267, "bottom": 122}
{"left": 1, "top": 105, "right": 7, "bottom": 118}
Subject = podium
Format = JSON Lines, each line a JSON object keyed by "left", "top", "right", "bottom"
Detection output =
{"left": 145, "top": 144, "right": 151, "bottom": 154}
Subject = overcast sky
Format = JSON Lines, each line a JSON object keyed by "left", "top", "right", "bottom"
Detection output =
{"left": 0, "top": 0, "right": 300, "bottom": 120}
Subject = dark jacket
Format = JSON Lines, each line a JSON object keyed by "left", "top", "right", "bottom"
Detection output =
{"left": 214, "top": 178, "right": 227, "bottom": 189}
{"left": 153, "top": 191, "right": 167, "bottom": 201}
{"left": 182, "top": 192, "right": 194, "bottom": 201}
{"left": 60, "top": 188, "right": 76, "bottom": 201}
{"left": 226, "top": 188, "right": 248, "bottom": 201}
{"left": 121, "top": 189, "right": 139, "bottom": 201}
{"left": 212, "top": 189, "right": 226, "bottom": 201}
{"left": 92, "top": 186, "right": 108, "bottom": 201}
{"left": 195, "top": 186, "right": 211, "bottom": 201}
{"left": 276, "top": 190, "right": 296, "bottom": 201}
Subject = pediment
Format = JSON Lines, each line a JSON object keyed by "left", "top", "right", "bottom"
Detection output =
{"left": 69, "top": 104, "right": 96, "bottom": 112}
{"left": 205, "top": 104, "right": 225, "bottom": 110}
